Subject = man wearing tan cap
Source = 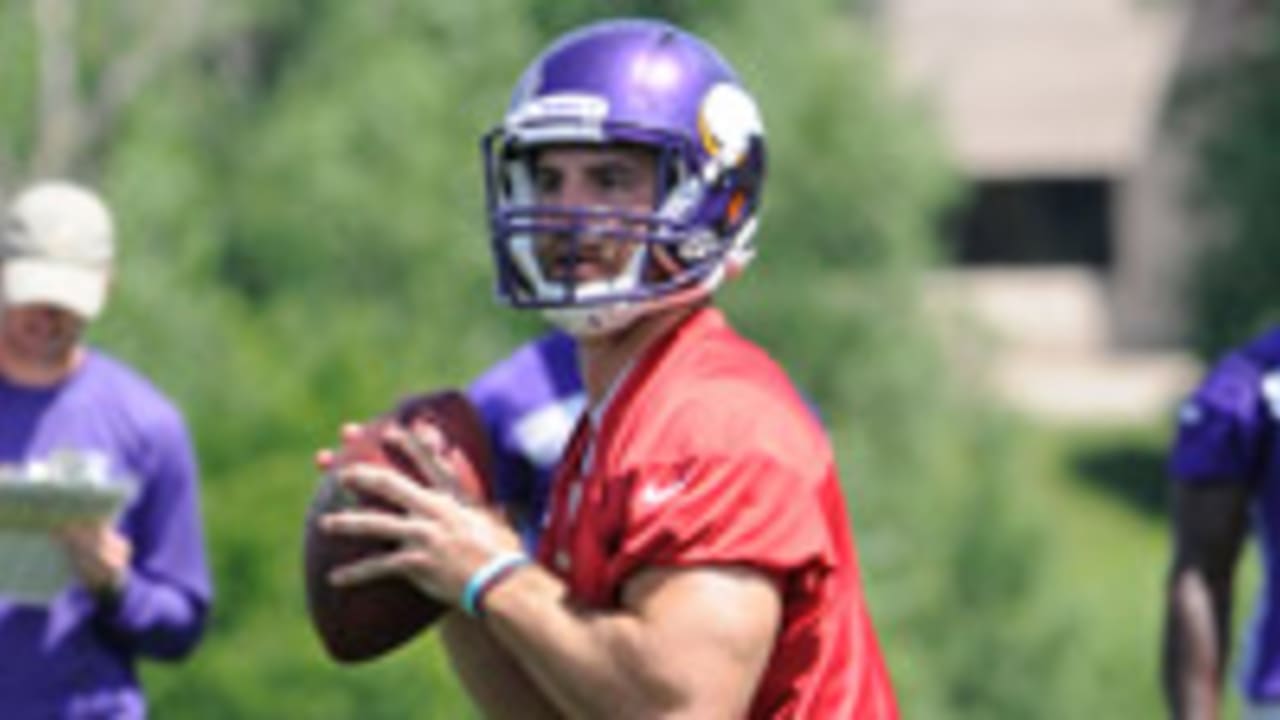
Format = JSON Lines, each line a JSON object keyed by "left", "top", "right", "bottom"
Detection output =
{"left": 0, "top": 181, "right": 212, "bottom": 719}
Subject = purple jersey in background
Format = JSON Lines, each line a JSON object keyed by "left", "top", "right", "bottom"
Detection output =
{"left": 1170, "top": 327, "right": 1280, "bottom": 702}
{"left": 0, "top": 349, "right": 212, "bottom": 719}
{"left": 468, "top": 331, "right": 584, "bottom": 552}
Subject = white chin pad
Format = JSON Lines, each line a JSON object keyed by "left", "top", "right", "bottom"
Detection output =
{"left": 541, "top": 305, "right": 640, "bottom": 338}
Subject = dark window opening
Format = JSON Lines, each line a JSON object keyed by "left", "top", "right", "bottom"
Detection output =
{"left": 944, "top": 179, "right": 1113, "bottom": 267}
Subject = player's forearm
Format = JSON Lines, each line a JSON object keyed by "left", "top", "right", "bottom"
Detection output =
{"left": 1163, "top": 569, "right": 1228, "bottom": 720}
{"left": 480, "top": 567, "right": 691, "bottom": 719}
{"left": 440, "top": 612, "right": 564, "bottom": 719}
{"left": 1163, "top": 636, "right": 1221, "bottom": 720}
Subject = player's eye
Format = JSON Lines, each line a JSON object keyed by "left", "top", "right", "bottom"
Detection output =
{"left": 533, "top": 168, "right": 563, "bottom": 199}
{"left": 589, "top": 165, "right": 635, "bottom": 194}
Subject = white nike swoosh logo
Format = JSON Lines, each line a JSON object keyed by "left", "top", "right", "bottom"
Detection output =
{"left": 639, "top": 477, "right": 688, "bottom": 507}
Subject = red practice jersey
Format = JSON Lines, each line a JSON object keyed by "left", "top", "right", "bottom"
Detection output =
{"left": 539, "top": 308, "right": 898, "bottom": 719}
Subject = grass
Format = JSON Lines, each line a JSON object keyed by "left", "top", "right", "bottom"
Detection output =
{"left": 1025, "top": 420, "right": 1261, "bottom": 718}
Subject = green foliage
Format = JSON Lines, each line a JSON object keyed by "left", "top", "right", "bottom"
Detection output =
{"left": 0, "top": 3, "right": 37, "bottom": 177}
{"left": 1184, "top": 6, "right": 1280, "bottom": 358}
{"left": 1016, "top": 424, "right": 1175, "bottom": 720}
{"left": 523, "top": 0, "right": 738, "bottom": 37}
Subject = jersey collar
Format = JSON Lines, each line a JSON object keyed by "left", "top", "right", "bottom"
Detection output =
{"left": 589, "top": 305, "right": 726, "bottom": 435}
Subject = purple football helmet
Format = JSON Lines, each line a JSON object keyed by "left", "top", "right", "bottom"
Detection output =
{"left": 483, "top": 19, "right": 766, "bottom": 336}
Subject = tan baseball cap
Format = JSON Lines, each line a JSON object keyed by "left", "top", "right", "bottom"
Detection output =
{"left": 0, "top": 181, "right": 115, "bottom": 319}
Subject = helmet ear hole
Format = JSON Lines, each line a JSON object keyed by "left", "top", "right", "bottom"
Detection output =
{"left": 726, "top": 191, "right": 746, "bottom": 227}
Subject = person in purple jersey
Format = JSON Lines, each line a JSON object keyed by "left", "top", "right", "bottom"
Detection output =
{"left": 0, "top": 181, "right": 212, "bottom": 719}
{"left": 467, "top": 330, "right": 584, "bottom": 553}
{"left": 1164, "top": 327, "right": 1280, "bottom": 720}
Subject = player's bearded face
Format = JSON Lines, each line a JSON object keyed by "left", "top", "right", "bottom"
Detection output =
{"left": 530, "top": 145, "right": 662, "bottom": 286}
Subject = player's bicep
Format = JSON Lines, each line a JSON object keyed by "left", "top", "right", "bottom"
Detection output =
{"left": 1171, "top": 481, "right": 1250, "bottom": 579}
{"left": 621, "top": 564, "right": 781, "bottom": 717}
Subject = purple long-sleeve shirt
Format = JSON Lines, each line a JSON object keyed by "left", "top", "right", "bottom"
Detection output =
{"left": 0, "top": 349, "right": 212, "bottom": 719}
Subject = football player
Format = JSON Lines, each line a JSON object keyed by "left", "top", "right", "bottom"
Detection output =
{"left": 1165, "top": 328, "right": 1280, "bottom": 719}
{"left": 323, "top": 19, "right": 898, "bottom": 718}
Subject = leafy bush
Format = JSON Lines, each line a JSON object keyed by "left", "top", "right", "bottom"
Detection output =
{"left": 1184, "top": 7, "right": 1280, "bottom": 358}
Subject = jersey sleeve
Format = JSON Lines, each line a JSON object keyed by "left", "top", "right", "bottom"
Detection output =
{"left": 1169, "top": 350, "right": 1272, "bottom": 485}
{"left": 612, "top": 452, "right": 837, "bottom": 583}
{"left": 96, "top": 405, "right": 212, "bottom": 659}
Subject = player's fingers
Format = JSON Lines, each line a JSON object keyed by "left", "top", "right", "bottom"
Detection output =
{"left": 340, "top": 422, "right": 364, "bottom": 443}
{"left": 332, "top": 422, "right": 366, "bottom": 456}
{"left": 319, "top": 507, "right": 431, "bottom": 545}
{"left": 383, "top": 423, "right": 461, "bottom": 496}
{"left": 336, "top": 463, "right": 454, "bottom": 518}
{"left": 323, "top": 422, "right": 369, "bottom": 466}
{"left": 328, "top": 547, "right": 441, "bottom": 594}
{"left": 315, "top": 447, "right": 337, "bottom": 470}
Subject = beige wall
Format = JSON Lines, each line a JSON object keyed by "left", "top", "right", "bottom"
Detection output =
{"left": 884, "top": 0, "right": 1184, "bottom": 178}
{"left": 887, "top": 0, "right": 1270, "bottom": 349}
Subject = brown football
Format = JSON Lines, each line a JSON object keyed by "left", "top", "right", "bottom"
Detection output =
{"left": 303, "top": 389, "right": 494, "bottom": 663}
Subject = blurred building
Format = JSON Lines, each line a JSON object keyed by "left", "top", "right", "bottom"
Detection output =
{"left": 879, "top": 0, "right": 1263, "bottom": 422}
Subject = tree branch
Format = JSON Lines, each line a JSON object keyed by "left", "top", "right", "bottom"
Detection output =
{"left": 31, "top": 0, "right": 82, "bottom": 177}
{"left": 27, "top": 0, "right": 208, "bottom": 178}
{"left": 85, "top": 0, "right": 207, "bottom": 148}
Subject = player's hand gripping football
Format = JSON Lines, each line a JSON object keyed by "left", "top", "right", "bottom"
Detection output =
{"left": 317, "top": 419, "right": 524, "bottom": 608}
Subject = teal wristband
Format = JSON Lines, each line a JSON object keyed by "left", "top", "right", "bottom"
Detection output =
{"left": 462, "top": 552, "right": 530, "bottom": 617}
